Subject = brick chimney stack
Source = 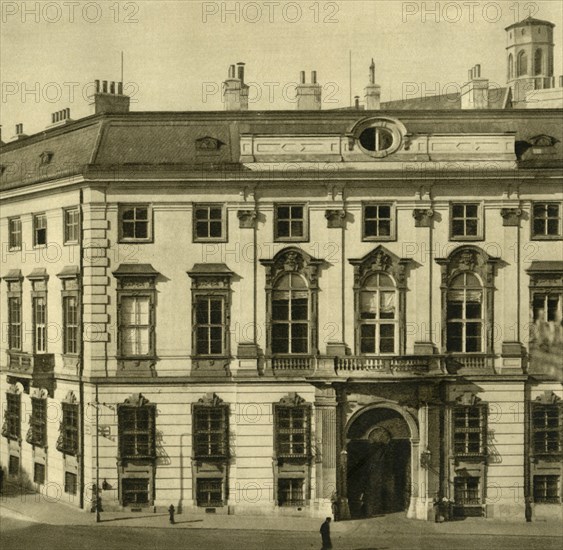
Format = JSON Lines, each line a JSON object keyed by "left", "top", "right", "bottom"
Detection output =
{"left": 296, "top": 70, "right": 322, "bottom": 110}
{"left": 223, "top": 62, "right": 249, "bottom": 111}
{"left": 49, "top": 108, "right": 73, "bottom": 127}
{"left": 364, "top": 59, "right": 381, "bottom": 110}
{"left": 89, "top": 79, "right": 130, "bottom": 114}
{"left": 461, "top": 64, "right": 489, "bottom": 109}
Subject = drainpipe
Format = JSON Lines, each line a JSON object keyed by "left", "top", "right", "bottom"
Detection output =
{"left": 78, "top": 188, "right": 85, "bottom": 509}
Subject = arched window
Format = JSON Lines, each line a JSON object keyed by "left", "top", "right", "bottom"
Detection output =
{"left": 272, "top": 273, "right": 309, "bottom": 354}
{"left": 534, "top": 49, "right": 543, "bottom": 75}
{"left": 359, "top": 273, "right": 397, "bottom": 354}
{"left": 446, "top": 272, "right": 483, "bottom": 353}
{"left": 508, "top": 54, "right": 514, "bottom": 80}
{"left": 517, "top": 50, "right": 528, "bottom": 76}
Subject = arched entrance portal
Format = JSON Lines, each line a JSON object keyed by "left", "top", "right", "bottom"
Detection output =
{"left": 347, "top": 407, "right": 412, "bottom": 518}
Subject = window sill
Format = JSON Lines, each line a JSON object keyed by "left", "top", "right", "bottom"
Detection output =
{"left": 118, "top": 239, "right": 154, "bottom": 244}
{"left": 8, "top": 247, "right": 22, "bottom": 252}
{"left": 273, "top": 237, "right": 309, "bottom": 243}
{"left": 193, "top": 237, "right": 227, "bottom": 244}
{"left": 362, "top": 236, "right": 396, "bottom": 242}
{"left": 449, "top": 236, "right": 484, "bottom": 242}
{"left": 531, "top": 236, "right": 563, "bottom": 241}
{"left": 64, "top": 240, "right": 79, "bottom": 246}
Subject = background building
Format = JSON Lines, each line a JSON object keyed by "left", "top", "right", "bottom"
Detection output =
{"left": 1, "top": 17, "right": 562, "bottom": 522}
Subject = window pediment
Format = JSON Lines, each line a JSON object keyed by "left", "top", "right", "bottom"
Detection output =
{"left": 349, "top": 245, "right": 411, "bottom": 288}
{"left": 196, "top": 393, "right": 226, "bottom": 407}
{"left": 122, "top": 393, "right": 151, "bottom": 407}
{"left": 437, "top": 246, "right": 499, "bottom": 286}
{"left": 278, "top": 392, "right": 307, "bottom": 407}
{"left": 261, "top": 247, "right": 322, "bottom": 289}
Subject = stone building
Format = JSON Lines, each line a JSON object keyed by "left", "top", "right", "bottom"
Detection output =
{"left": 1, "top": 17, "right": 562, "bottom": 522}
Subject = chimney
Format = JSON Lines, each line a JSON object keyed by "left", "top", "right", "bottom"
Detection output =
{"left": 223, "top": 62, "right": 249, "bottom": 111}
{"left": 295, "top": 70, "right": 322, "bottom": 110}
{"left": 364, "top": 59, "right": 381, "bottom": 110}
{"left": 354, "top": 96, "right": 360, "bottom": 109}
{"left": 89, "top": 78, "right": 131, "bottom": 114}
{"left": 461, "top": 64, "right": 489, "bottom": 109}
{"left": 48, "top": 108, "right": 73, "bottom": 128}
{"left": 12, "top": 123, "right": 28, "bottom": 140}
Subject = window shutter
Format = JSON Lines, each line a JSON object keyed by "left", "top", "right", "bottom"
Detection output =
{"left": 481, "top": 404, "right": 488, "bottom": 456}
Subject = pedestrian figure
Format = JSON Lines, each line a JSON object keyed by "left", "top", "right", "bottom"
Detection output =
{"left": 168, "top": 504, "right": 175, "bottom": 524}
{"left": 320, "top": 517, "right": 332, "bottom": 549}
{"left": 0, "top": 465, "right": 4, "bottom": 495}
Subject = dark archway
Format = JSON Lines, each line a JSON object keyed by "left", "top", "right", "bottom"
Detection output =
{"left": 347, "top": 407, "right": 411, "bottom": 518}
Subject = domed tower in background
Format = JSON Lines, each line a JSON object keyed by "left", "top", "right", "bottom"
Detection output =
{"left": 505, "top": 16, "right": 555, "bottom": 106}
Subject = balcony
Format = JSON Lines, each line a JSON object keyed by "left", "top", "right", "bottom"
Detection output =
{"left": 271, "top": 356, "right": 315, "bottom": 375}
{"left": 6, "top": 351, "right": 55, "bottom": 391}
{"left": 334, "top": 355, "right": 436, "bottom": 377}
{"left": 445, "top": 354, "right": 495, "bottom": 375}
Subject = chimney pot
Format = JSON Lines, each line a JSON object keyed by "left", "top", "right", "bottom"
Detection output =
{"left": 311, "top": 71, "right": 317, "bottom": 84}
{"left": 229, "top": 65, "right": 235, "bottom": 79}
{"left": 95, "top": 79, "right": 100, "bottom": 92}
{"left": 354, "top": 96, "right": 360, "bottom": 109}
{"left": 66, "top": 108, "right": 71, "bottom": 118}
{"left": 237, "top": 62, "right": 245, "bottom": 83}
{"left": 300, "top": 71, "right": 306, "bottom": 84}
{"left": 475, "top": 64, "right": 481, "bottom": 78}
{"left": 468, "top": 69, "right": 473, "bottom": 81}
{"left": 102, "top": 80, "right": 108, "bottom": 93}
{"left": 52, "top": 113, "right": 56, "bottom": 123}
{"left": 110, "top": 81, "right": 115, "bottom": 94}
{"left": 117, "top": 82, "right": 123, "bottom": 95}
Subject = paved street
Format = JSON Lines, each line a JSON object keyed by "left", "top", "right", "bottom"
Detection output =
{"left": 2, "top": 513, "right": 563, "bottom": 550}
{"left": 1, "top": 498, "right": 562, "bottom": 550}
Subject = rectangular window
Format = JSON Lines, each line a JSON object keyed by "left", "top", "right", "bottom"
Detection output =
{"left": 533, "top": 475, "right": 559, "bottom": 503}
{"left": 451, "top": 203, "right": 480, "bottom": 239}
{"left": 8, "top": 455, "right": 20, "bottom": 476}
{"left": 63, "top": 296, "right": 79, "bottom": 355}
{"left": 195, "top": 297, "right": 225, "bottom": 356}
{"left": 532, "top": 203, "right": 561, "bottom": 238}
{"left": 33, "top": 213, "right": 47, "bottom": 246}
{"left": 193, "top": 406, "right": 228, "bottom": 458}
{"left": 275, "top": 405, "right": 310, "bottom": 458}
{"left": 532, "top": 404, "right": 561, "bottom": 455}
{"left": 64, "top": 208, "right": 80, "bottom": 243}
{"left": 118, "top": 406, "right": 155, "bottom": 459}
{"left": 34, "top": 463, "right": 46, "bottom": 485}
{"left": 9, "top": 217, "right": 22, "bottom": 249}
{"left": 453, "top": 405, "right": 487, "bottom": 457}
{"left": 3, "top": 393, "right": 21, "bottom": 440}
{"left": 58, "top": 403, "right": 79, "bottom": 455}
{"left": 122, "top": 478, "right": 150, "bottom": 506}
{"left": 363, "top": 203, "right": 393, "bottom": 240}
{"left": 120, "top": 295, "right": 151, "bottom": 357}
{"left": 275, "top": 204, "right": 307, "bottom": 241}
{"left": 119, "top": 205, "right": 151, "bottom": 242}
{"left": 193, "top": 204, "right": 225, "bottom": 241}
{"left": 278, "top": 478, "right": 305, "bottom": 506}
{"left": 272, "top": 276, "right": 309, "bottom": 354}
{"left": 454, "top": 476, "right": 480, "bottom": 505}
{"left": 29, "top": 398, "right": 47, "bottom": 447}
{"left": 33, "top": 297, "right": 47, "bottom": 353}
{"left": 8, "top": 297, "right": 21, "bottom": 350}
{"left": 196, "top": 478, "right": 223, "bottom": 507}
{"left": 65, "top": 472, "right": 78, "bottom": 495}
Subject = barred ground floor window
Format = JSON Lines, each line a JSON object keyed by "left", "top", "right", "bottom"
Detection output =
{"left": 533, "top": 475, "right": 560, "bottom": 503}
{"left": 8, "top": 455, "right": 19, "bottom": 476}
{"left": 454, "top": 476, "right": 480, "bottom": 505}
{"left": 278, "top": 478, "right": 305, "bottom": 507}
{"left": 34, "top": 463, "right": 45, "bottom": 485}
{"left": 122, "top": 478, "right": 150, "bottom": 506}
{"left": 65, "top": 472, "right": 78, "bottom": 495}
{"left": 196, "top": 478, "right": 223, "bottom": 507}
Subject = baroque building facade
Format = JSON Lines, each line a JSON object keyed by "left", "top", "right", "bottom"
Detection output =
{"left": 1, "top": 17, "right": 562, "bottom": 522}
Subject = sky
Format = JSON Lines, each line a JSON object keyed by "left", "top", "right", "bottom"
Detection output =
{"left": 1, "top": 0, "right": 562, "bottom": 137}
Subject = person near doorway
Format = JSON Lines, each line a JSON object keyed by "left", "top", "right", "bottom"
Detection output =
{"left": 320, "top": 517, "right": 332, "bottom": 549}
{"left": 168, "top": 504, "right": 175, "bottom": 524}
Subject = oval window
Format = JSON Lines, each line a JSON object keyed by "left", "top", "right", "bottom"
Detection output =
{"left": 359, "top": 127, "right": 394, "bottom": 152}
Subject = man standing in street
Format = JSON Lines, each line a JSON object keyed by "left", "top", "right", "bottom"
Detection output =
{"left": 320, "top": 517, "right": 332, "bottom": 549}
